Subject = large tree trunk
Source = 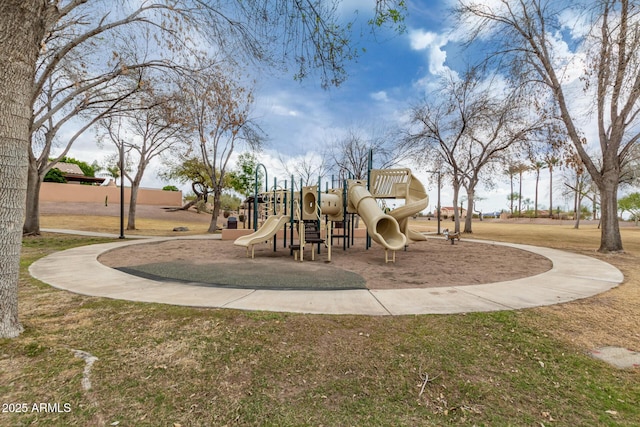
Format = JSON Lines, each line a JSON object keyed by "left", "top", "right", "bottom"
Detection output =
{"left": 208, "top": 191, "right": 222, "bottom": 233}
{"left": 0, "top": 123, "right": 28, "bottom": 338}
{"left": 598, "top": 177, "right": 623, "bottom": 252}
{"left": 0, "top": 1, "right": 48, "bottom": 338}
{"left": 127, "top": 181, "right": 141, "bottom": 230}
{"left": 574, "top": 194, "right": 582, "bottom": 229}
{"left": 573, "top": 175, "right": 584, "bottom": 230}
{"left": 575, "top": 142, "right": 624, "bottom": 251}
{"left": 172, "top": 195, "right": 202, "bottom": 212}
{"left": 452, "top": 182, "right": 461, "bottom": 234}
{"left": 464, "top": 188, "right": 475, "bottom": 233}
{"left": 23, "top": 161, "right": 42, "bottom": 235}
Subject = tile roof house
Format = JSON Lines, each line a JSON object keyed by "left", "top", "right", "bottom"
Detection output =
{"left": 51, "top": 162, "right": 106, "bottom": 185}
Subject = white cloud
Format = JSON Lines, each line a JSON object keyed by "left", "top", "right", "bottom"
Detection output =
{"left": 409, "top": 30, "right": 438, "bottom": 50}
{"left": 408, "top": 29, "right": 450, "bottom": 76}
{"left": 370, "top": 90, "right": 388, "bottom": 102}
{"left": 558, "top": 8, "right": 591, "bottom": 39}
{"left": 270, "top": 104, "right": 300, "bottom": 117}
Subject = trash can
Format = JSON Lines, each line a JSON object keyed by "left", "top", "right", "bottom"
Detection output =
{"left": 227, "top": 216, "right": 238, "bottom": 229}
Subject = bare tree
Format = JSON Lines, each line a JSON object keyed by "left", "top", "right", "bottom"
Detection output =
{"left": 323, "top": 123, "right": 403, "bottom": 229}
{"left": 24, "top": 59, "right": 142, "bottom": 235}
{"left": 405, "top": 73, "right": 473, "bottom": 233}
{"left": 279, "top": 152, "right": 328, "bottom": 188}
{"left": 457, "top": 0, "right": 640, "bottom": 252}
{"left": 561, "top": 150, "right": 591, "bottom": 229}
{"left": 24, "top": 3, "right": 193, "bottom": 235}
{"left": 98, "top": 78, "right": 187, "bottom": 230}
{"left": 328, "top": 124, "right": 403, "bottom": 180}
{"left": 406, "top": 70, "right": 542, "bottom": 233}
{"left": 180, "top": 65, "right": 263, "bottom": 232}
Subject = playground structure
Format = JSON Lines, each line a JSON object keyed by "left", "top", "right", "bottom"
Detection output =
{"left": 233, "top": 167, "right": 429, "bottom": 263}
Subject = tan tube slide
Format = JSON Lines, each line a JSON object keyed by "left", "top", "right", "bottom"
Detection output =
{"left": 388, "top": 175, "right": 429, "bottom": 241}
{"left": 348, "top": 182, "right": 406, "bottom": 251}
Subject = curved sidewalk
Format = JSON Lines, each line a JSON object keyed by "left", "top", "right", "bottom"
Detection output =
{"left": 29, "top": 235, "right": 624, "bottom": 315}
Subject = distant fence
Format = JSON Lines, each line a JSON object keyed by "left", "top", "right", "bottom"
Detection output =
{"left": 40, "top": 182, "right": 182, "bottom": 206}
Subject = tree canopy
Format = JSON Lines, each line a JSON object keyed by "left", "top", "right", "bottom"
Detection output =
{"left": 227, "top": 152, "right": 264, "bottom": 198}
{"left": 619, "top": 192, "right": 640, "bottom": 224}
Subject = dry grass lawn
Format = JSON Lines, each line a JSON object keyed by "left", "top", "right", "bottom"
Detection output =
{"left": 470, "top": 221, "right": 640, "bottom": 352}
{"left": 2, "top": 212, "right": 639, "bottom": 426}
{"left": 38, "top": 213, "right": 640, "bottom": 351}
{"left": 41, "top": 214, "right": 214, "bottom": 236}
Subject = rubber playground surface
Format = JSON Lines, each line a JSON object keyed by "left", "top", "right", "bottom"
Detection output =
{"left": 115, "top": 259, "right": 367, "bottom": 291}
{"left": 31, "top": 233, "right": 624, "bottom": 316}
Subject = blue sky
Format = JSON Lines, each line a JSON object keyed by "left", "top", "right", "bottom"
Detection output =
{"left": 242, "top": 0, "right": 532, "bottom": 214}
{"left": 64, "top": 0, "right": 594, "bottom": 215}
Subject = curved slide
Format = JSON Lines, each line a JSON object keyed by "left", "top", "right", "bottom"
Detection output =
{"left": 234, "top": 215, "right": 290, "bottom": 258}
{"left": 388, "top": 175, "right": 429, "bottom": 241}
{"left": 348, "top": 183, "right": 406, "bottom": 251}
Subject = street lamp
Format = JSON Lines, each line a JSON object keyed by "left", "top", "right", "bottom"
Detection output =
{"left": 253, "top": 163, "right": 268, "bottom": 231}
{"left": 425, "top": 170, "right": 441, "bottom": 235}
{"left": 119, "top": 141, "right": 125, "bottom": 239}
{"left": 118, "top": 139, "right": 135, "bottom": 239}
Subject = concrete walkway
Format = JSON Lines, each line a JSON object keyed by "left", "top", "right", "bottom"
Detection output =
{"left": 30, "top": 233, "right": 624, "bottom": 315}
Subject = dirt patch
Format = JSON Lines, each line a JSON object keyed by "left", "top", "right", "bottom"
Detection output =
{"left": 98, "top": 238, "right": 552, "bottom": 290}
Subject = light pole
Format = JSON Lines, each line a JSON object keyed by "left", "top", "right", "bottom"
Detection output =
{"left": 118, "top": 140, "right": 135, "bottom": 239}
{"left": 253, "top": 163, "right": 268, "bottom": 231}
{"left": 119, "top": 141, "right": 125, "bottom": 239}
{"left": 425, "top": 170, "right": 441, "bottom": 235}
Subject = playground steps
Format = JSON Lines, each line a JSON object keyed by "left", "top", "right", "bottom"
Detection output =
{"left": 303, "top": 221, "right": 324, "bottom": 244}
{"left": 290, "top": 220, "right": 324, "bottom": 261}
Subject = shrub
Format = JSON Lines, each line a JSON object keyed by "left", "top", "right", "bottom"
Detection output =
{"left": 163, "top": 185, "right": 179, "bottom": 191}
{"left": 44, "top": 168, "right": 66, "bottom": 183}
{"left": 195, "top": 199, "right": 209, "bottom": 214}
{"left": 220, "top": 193, "right": 242, "bottom": 211}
